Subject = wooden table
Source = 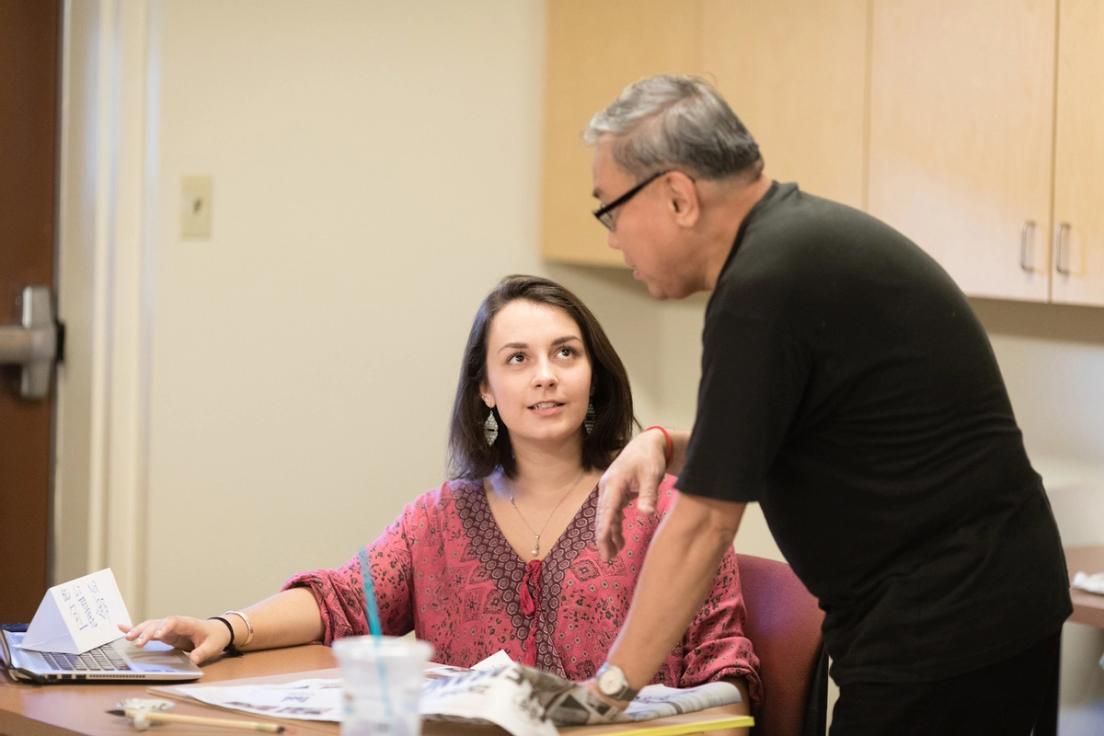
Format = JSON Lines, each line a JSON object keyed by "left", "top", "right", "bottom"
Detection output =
{"left": 1066, "top": 544, "right": 1104, "bottom": 629}
{"left": 1, "top": 644, "right": 747, "bottom": 735}
{"left": 0, "top": 645, "right": 340, "bottom": 736}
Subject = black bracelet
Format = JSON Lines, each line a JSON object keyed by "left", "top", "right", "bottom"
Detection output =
{"left": 208, "top": 616, "right": 242, "bottom": 657}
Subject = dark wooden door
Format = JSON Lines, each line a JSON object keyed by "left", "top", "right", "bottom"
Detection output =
{"left": 0, "top": 0, "right": 61, "bottom": 621}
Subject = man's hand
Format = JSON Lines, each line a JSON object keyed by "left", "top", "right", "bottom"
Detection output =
{"left": 596, "top": 429, "right": 669, "bottom": 562}
{"left": 544, "top": 679, "right": 625, "bottom": 726}
{"left": 511, "top": 664, "right": 625, "bottom": 726}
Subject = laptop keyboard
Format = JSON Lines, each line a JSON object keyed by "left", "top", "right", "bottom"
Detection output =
{"left": 42, "top": 647, "right": 131, "bottom": 672}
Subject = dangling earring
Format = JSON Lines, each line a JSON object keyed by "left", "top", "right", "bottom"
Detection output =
{"left": 483, "top": 409, "right": 499, "bottom": 446}
{"left": 583, "top": 401, "right": 596, "bottom": 435}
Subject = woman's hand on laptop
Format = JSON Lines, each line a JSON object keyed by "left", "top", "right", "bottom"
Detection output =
{"left": 118, "top": 616, "right": 230, "bottom": 664}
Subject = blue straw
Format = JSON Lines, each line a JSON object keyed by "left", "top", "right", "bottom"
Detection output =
{"left": 357, "top": 548, "right": 393, "bottom": 721}
{"left": 357, "top": 548, "right": 384, "bottom": 640}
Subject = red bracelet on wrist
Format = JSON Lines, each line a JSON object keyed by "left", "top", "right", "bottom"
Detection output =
{"left": 643, "top": 425, "right": 673, "bottom": 466}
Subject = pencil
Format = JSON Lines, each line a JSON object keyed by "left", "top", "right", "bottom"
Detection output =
{"left": 601, "top": 715, "right": 754, "bottom": 736}
{"left": 110, "top": 708, "right": 286, "bottom": 733}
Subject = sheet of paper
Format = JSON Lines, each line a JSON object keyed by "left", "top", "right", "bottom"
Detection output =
{"left": 161, "top": 666, "right": 560, "bottom": 733}
{"left": 1073, "top": 570, "right": 1104, "bottom": 595}
{"left": 423, "top": 649, "right": 511, "bottom": 680}
{"left": 471, "top": 649, "right": 513, "bottom": 671}
{"left": 19, "top": 568, "right": 132, "bottom": 654}
{"left": 174, "top": 678, "right": 344, "bottom": 722}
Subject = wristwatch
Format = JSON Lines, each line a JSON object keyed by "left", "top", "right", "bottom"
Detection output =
{"left": 596, "top": 662, "right": 638, "bottom": 702}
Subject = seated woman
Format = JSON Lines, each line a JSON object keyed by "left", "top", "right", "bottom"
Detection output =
{"left": 123, "top": 274, "right": 761, "bottom": 711}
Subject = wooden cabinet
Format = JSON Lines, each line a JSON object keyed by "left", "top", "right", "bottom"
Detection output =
{"left": 540, "top": 0, "right": 868, "bottom": 264}
{"left": 540, "top": 0, "right": 703, "bottom": 266}
{"left": 867, "top": 0, "right": 1056, "bottom": 302}
{"left": 542, "top": 0, "right": 1104, "bottom": 307}
{"left": 701, "top": 0, "right": 868, "bottom": 210}
{"left": 868, "top": 0, "right": 1104, "bottom": 307}
{"left": 1052, "top": 0, "right": 1104, "bottom": 306}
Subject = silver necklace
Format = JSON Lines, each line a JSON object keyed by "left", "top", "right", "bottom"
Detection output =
{"left": 508, "top": 471, "right": 587, "bottom": 559}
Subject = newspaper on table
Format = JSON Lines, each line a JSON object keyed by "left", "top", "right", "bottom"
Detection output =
{"left": 167, "top": 659, "right": 742, "bottom": 736}
{"left": 421, "top": 662, "right": 730, "bottom": 732}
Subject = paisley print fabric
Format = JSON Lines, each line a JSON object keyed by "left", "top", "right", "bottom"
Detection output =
{"left": 283, "top": 475, "right": 761, "bottom": 707}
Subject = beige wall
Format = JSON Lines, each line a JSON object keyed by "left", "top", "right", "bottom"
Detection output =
{"left": 135, "top": 0, "right": 789, "bottom": 622}
{"left": 144, "top": 0, "right": 546, "bottom": 616}
{"left": 134, "top": 0, "right": 787, "bottom": 620}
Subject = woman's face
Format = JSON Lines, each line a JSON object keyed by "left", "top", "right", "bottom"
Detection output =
{"left": 480, "top": 299, "right": 593, "bottom": 449}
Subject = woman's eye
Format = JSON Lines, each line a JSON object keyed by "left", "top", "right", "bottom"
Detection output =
{"left": 507, "top": 353, "right": 525, "bottom": 364}
{"left": 557, "top": 346, "right": 576, "bottom": 358}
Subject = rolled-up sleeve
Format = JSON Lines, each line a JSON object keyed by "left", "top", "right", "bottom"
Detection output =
{"left": 679, "top": 547, "right": 763, "bottom": 711}
{"left": 282, "top": 509, "right": 416, "bottom": 644}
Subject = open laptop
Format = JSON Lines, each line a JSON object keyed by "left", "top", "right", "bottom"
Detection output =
{"left": 1, "top": 628, "right": 203, "bottom": 683}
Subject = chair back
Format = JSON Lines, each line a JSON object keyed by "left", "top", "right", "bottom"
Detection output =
{"left": 736, "top": 553, "right": 827, "bottom": 736}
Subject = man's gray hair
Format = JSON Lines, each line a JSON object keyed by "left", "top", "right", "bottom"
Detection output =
{"left": 584, "top": 75, "right": 762, "bottom": 181}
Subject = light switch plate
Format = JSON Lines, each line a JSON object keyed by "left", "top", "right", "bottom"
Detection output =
{"left": 181, "top": 176, "right": 213, "bottom": 238}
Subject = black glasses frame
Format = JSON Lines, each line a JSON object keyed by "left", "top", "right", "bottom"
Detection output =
{"left": 592, "top": 170, "right": 672, "bottom": 231}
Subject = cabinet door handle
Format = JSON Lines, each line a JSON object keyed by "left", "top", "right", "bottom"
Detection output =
{"left": 1020, "top": 220, "right": 1036, "bottom": 272}
{"left": 1054, "top": 222, "right": 1071, "bottom": 275}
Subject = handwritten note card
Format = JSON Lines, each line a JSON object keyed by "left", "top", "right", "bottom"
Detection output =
{"left": 18, "top": 568, "right": 132, "bottom": 654}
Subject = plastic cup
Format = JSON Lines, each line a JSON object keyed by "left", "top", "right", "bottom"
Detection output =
{"left": 332, "top": 635, "right": 434, "bottom": 736}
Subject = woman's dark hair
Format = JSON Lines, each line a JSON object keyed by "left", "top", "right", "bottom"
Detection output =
{"left": 448, "top": 274, "right": 635, "bottom": 480}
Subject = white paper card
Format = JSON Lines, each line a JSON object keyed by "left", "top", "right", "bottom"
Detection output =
{"left": 1073, "top": 571, "right": 1104, "bottom": 595}
{"left": 472, "top": 649, "right": 513, "bottom": 671}
{"left": 18, "top": 568, "right": 132, "bottom": 654}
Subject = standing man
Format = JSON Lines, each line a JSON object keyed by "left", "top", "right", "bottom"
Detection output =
{"left": 584, "top": 75, "right": 1071, "bottom": 734}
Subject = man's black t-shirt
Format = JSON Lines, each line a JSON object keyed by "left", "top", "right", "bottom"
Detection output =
{"left": 679, "top": 182, "right": 1071, "bottom": 685}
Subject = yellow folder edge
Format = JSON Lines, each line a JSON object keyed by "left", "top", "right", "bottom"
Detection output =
{"left": 605, "top": 714, "right": 755, "bottom": 736}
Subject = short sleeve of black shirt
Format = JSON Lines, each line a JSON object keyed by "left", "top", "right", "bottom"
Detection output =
{"left": 679, "top": 304, "right": 809, "bottom": 503}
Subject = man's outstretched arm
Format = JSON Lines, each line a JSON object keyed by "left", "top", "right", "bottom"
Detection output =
{"left": 592, "top": 490, "right": 746, "bottom": 699}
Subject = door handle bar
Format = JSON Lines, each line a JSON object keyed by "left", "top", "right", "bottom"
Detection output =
{"left": 0, "top": 286, "right": 60, "bottom": 400}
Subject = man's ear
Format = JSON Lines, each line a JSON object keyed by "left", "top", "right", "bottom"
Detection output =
{"left": 666, "top": 172, "right": 699, "bottom": 227}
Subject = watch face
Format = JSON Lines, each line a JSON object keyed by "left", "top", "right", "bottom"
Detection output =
{"left": 598, "top": 666, "right": 624, "bottom": 695}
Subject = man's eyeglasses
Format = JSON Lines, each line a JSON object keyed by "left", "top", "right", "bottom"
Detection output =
{"left": 592, "top": 170, "right": 672, "bottom": 231}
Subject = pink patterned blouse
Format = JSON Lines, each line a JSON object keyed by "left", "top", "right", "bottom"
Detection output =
{"left": 283, "top": 474, "right": 761, "bottom": 707}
